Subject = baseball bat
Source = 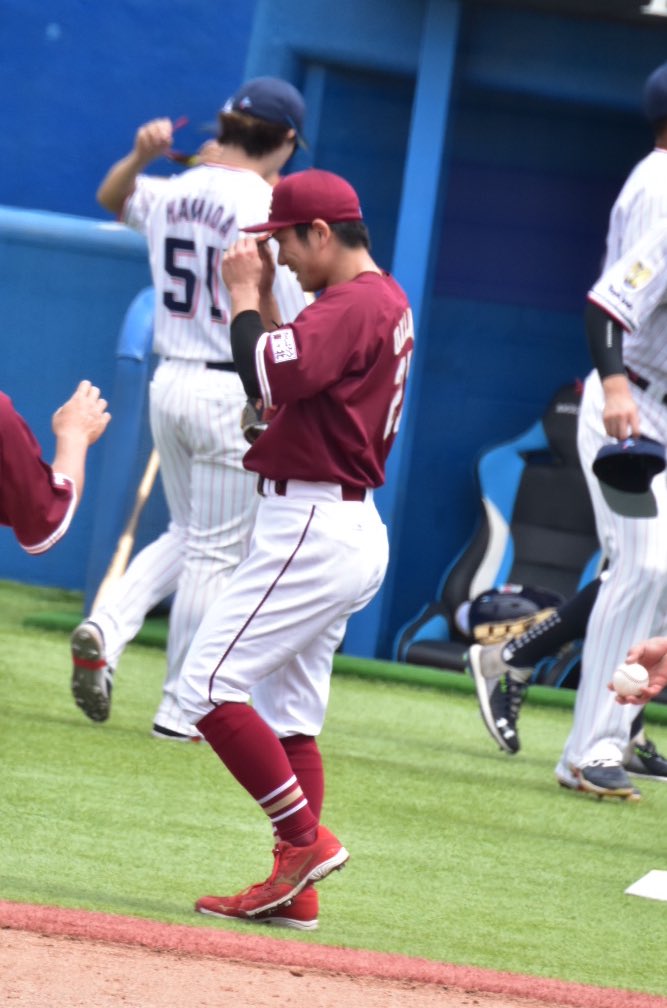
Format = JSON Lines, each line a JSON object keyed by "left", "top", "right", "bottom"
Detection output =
{"left": 91, "top": 448, "right": 160, "bottom": 610}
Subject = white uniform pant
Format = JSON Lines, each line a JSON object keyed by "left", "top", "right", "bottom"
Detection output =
{"left": 92, "top": 358, "right": 257, "bottom": 731}
{"left": 558, "top": 370, "right": 667, "bottom": 774}
{"left": 178, "top": 481, "right": 389, "bottom": 737}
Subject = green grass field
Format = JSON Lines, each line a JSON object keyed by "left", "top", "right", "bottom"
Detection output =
{"left": 2, "top": 579, "right": 666, "bottom": 996}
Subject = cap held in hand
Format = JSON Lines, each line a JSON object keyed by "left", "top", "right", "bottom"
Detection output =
{"left": 592, "top": 435, "right": 666, "bottom": 494}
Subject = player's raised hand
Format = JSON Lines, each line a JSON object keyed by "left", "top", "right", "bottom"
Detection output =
{"left": 222, "top": 238, "right": 265, "bottom": 318}
{"left": 610, "top": 636, "right": 667, "bottom": 704}
{"left": 222, "top": 238, "right": 264, "bottom": 290}
{"left": 52, "top": 380, "right": 111, "bottom": 446}
{"left": 134, "top": 118, "right": 175, "bottom": 163}
{"left": 256, "top": 236, "right": 277, "bottom": 296}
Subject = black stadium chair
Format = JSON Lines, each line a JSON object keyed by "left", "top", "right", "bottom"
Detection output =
{"left": 393, "top": 382, "right": 602, "bottom": 684}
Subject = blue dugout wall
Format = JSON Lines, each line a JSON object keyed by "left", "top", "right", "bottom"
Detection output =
{"left": 3, "top": 0, "right": 667, "bottom": 661}
{"left": 243, "top": 0, "right": 667, "bottom": 657}
{"left": 0, "top": 207, "right": 152, "bottom": 589}
{"left": 384, "top": 7, "right": 666, "bottom": 661}
{"left": 0, "top": 1, "right": 258, "bottom": 220}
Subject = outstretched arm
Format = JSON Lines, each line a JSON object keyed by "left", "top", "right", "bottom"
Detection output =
{"left": 1, "top": 381, "right": 110, "bottom": 554}
{"left": 51, "top": 380, "right": 111, "bottom": 502}
{"left": 97, "top": 118, "right": 175, "bottom": 216}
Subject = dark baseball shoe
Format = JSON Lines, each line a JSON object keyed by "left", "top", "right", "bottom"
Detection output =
{"left": 626, "top": 737, "right": 667, "bottom": 782}
{"left": 578, "top": 760, "right": 637, "bottom": 798}
{"left": 70, "top": 621, "right": 114, "bottom": 723}
{"left": 467, "top": 644, "right": 527, "bottom": 754}
{"left": 556, "top": 770, "right": 641, "bottom": 801}
{"left": 196, "top": 883, "right": 318, "bottom": 930}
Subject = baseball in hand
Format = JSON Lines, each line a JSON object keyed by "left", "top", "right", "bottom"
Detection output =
{"left": 612, "top": 661, "right": 649, "bottom": 697}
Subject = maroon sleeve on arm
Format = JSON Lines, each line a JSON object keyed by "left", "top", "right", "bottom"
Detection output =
{"left": 0, "top": 394, "right": 76, "bottom": 553}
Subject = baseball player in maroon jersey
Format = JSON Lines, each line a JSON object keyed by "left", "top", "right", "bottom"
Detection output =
{"left": 70, "top": 78, "right": 307, "bottom": 738}
{"left": 1, "top": 381, "right": 110, "bottom": 553}
{"left": 172, "top": 168, "right": 414, "bottom": 929}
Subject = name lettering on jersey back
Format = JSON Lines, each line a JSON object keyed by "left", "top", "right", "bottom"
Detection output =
{"left": 269, "top": 328, "right": 298, "bottom": 363}
{"left": 393, "top": 308, "right": 414, "bottom": 355}
{"left": 166, "top": 198, "right": 235, "bottom": 238}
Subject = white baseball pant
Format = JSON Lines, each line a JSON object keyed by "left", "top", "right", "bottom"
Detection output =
{"left": 557, "top": 370, "right": 667, "bottom": 777}
{"left": 91, "top": 357, "right": 257, "bottom": 734}
{"left": 177, "top": 481, "right": 389, "bottom": 737}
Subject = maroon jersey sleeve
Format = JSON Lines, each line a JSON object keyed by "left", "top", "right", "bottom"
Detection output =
{"left": 245, "top": 272, "right": 413, "bottom": 487}
{"left": 0, "top": 392, "right": 76, "bottom": 553}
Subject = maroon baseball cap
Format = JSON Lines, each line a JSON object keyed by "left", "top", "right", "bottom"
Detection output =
{"left": 243, "top": 168, "right": 363, "bottom": 233}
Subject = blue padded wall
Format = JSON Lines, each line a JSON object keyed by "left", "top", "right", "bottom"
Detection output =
{"left": 0, "top": 208, "right": 151, "bottom": 589}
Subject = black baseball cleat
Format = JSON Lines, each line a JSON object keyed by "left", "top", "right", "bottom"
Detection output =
{"left": 557, "top": 770, "right": 641, "bottom": 802}
{"left": 71, "top": 621, "right": 114, "bottom": 723}
{"left": 626, "top": 737, "right": 667, "bottom": 782}
{"left": 467, "top": 644, "right": 527, "bottom": 754}
{"left": 578, "top": 760, "right": 638, "bottom": 799}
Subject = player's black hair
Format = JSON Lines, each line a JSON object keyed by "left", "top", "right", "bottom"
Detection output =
{"left": 217, "top": 110, "right": 297, "bottom": 158}
{"left": 294, "top": 220, "right": 371, "bottom": 250}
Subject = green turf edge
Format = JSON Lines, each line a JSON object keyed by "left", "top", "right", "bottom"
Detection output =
{"left": 332, "top": 653, "right": 667, "bottom": 724}
{"left": 23, "top": 609, "right": 667, "bottom": 726}
{"left": 22, "top": 610, "right": 169, "bottom": 648}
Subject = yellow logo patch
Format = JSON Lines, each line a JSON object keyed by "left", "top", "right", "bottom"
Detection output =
{"left": 623, "top": 261, "right": 653, "bottom": 289}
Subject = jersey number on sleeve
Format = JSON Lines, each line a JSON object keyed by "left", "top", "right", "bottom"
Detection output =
{"left": 163, "top": 238, "right": 227, "bottom": 324}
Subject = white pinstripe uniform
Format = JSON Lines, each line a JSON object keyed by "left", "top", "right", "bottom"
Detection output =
{"left": 89, "top": 164, "right": 306, "bottom": 736}
{"left": 558, "top": 161, "right": 667, "bottom": 778}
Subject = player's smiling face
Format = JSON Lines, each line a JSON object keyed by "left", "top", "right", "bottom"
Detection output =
{"left": 274, "top": 225, "right": 327, "bottom": 291}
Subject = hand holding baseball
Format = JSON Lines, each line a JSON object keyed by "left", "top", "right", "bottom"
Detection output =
{"left": 611, "top": 661, "right": 648, "bottom": 698}
{"left": 609, "top": 639, "right": 667, "bottom": 704}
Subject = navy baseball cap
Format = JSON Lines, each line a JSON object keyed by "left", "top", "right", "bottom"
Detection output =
{"left": 242, "top": 169, "right": 363, "bottom": 234}
{"left": 222, "top": 76, "right": 306, "bottom": 147}
{"left": 593, "top": 435, "right": 666, "bottom": 493}
{"left": 642, "top": 62, "right": 667, "bottom": 123}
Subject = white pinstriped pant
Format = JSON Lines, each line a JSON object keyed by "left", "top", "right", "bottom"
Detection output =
{"left": 91, "top": 357, "right": 257, "bottom": 732}
{"left": 557, "top": 370, "right": 667, "bottom": 775}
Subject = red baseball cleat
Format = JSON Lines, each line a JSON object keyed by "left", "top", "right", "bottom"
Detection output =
{"left": 195, "top": 825, "right": 348, "bottom": 919}
{"left": 196, "top": 883, "right": 319, "bottom": 930}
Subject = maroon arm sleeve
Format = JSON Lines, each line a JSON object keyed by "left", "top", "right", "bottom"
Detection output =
{"left": 0, "top": 393, "right": 76, "bottom": 553}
